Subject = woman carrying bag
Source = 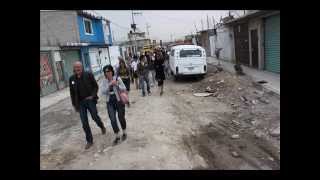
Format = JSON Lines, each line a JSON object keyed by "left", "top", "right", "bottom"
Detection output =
{"left": 101, "top": 65, "right": 128, "bottom": 145}
{"left": 117, "top": 58, "right": 131, "bottom": 107}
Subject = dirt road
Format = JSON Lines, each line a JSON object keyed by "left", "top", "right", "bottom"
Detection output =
{"left": 40, "top": 64, "right": 280, "bottom": 170}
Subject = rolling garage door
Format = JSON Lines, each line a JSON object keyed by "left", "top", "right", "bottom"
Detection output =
{"left": 264, "top": 14, "right": 280, "bottom": 73}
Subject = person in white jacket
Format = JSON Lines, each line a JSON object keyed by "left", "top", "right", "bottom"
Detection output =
{"left": 101, "top": 65, "right": 127, "bottom": 145}
{"left": 131, "top": 56, "right": 139, "bottom": 89}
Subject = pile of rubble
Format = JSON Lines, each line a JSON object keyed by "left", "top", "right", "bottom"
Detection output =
{"left": 191, "top": 67, "right": 280, "bottom": 139}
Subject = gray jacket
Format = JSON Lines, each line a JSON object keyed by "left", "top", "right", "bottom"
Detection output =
{"left": 101, "top": 76, "right": 127, "bottom": 102}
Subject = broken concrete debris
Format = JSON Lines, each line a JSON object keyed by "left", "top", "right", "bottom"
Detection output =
{"left": 231, "top": 134, "right": 240, "bottom": 139}
{"left": 268, "top": 157, "right": 274, "bottom": 161}
{"left": 257, "top": 97, "right": 270, "bottom": 104}
{"left": 103, "top": 147, "right": 112, "bottom": 152}
{"left": 193, "top": 93, "right": 214, "bottom": 97}
{"left": 251, "top": 100, "right": 258, "bottom": 105}
{"left": 217, "top": 94, "right": 224, "bottom": 99}
{"left": 232, "top": 120, "right": 241, "bottom": 126}
{"left": 269, "top": 127, "right": 280, "bottom": 137}
{"left": 205, "top": 86, "right": 216, "bottom": 93}
{"left": 254, "top": 130, "right": 264, "bottom": 138}
{"left": 217, "top": 79, "right": 224, "bottom": 84}
{"left": 253, "top": 90, "right": 264, "bottom": 96}
{"left": 240, "top": 96, "right": 248, "bottom": 102}
{"left": 231, "top": 151, "right": 240, "bottom": 158}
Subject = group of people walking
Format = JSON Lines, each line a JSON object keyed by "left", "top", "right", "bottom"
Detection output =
{"left": 69, "top": 47, "right": 169, "bottom": 149}
{"left": 129, "top": 48, "right": 168, "bottom": 96}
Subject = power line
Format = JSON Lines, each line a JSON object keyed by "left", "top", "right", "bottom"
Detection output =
{"left": 110, "top": 22, "right": 131, "bottom": 31}
{"left": 92, "top": 10, "right": 131, "bottom": 31}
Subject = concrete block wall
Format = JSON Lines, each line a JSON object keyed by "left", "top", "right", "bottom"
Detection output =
{"left": 40, "top": 10, "right": 80, "bottom": 46}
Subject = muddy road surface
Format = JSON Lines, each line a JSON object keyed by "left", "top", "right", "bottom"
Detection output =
{"left": 40, "top": 64, "right": 280, "bottom": 170}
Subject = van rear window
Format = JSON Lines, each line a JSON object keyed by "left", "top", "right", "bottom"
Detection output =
{"left": 179, "top": 49, "right": 202, "bottom": 57}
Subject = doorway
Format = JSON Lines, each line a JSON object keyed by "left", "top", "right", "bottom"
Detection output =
{"left": 250, "top": 29, "right": 259, "bottom": 68}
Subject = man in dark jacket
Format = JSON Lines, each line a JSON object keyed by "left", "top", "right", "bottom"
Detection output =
{"left": 69, "top": 61, "right": 106, "bottom": 149}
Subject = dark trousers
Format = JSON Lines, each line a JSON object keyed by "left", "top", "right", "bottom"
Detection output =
{"left": 122, "top": 77, "right": 130, "bottom": 91}
{"left": 79, "top": 99, "right": 105, "bottom": 143}
{"left": 107, "top": 95, "right": 126, "bottom": 134}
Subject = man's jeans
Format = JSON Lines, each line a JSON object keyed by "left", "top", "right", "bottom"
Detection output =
{"left": 139, "top": 74, "right": 151, "bottom": 95}
{"left": 107, "top": 95, "right": 126, "bottom": 134}
{"left": 149, "top": 70, "right": 156, "bottom": 86}
{"left": 79, "top": 99, "right": 105, "bottom": 143}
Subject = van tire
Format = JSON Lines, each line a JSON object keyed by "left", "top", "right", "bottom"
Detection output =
{"left": 174, "top": 75, "right": 178, "bottom": 81}
{"left": 199, "top": 74, "right": 205, "bottom": 79}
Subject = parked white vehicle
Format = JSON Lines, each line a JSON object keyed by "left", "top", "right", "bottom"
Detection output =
{"left": 169, "top": 45, "right": 207, "bottom": 78}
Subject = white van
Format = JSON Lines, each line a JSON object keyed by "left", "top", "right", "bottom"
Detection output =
{"left": 169, "top": 45, "right": 207, "bottom": 78}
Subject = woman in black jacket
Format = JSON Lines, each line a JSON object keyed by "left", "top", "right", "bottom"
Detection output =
{"left": 117, "top": 58, "right": 130, "bottom": 92}
{"left": 154, "top": 51, "right": 166, "bottom": 96}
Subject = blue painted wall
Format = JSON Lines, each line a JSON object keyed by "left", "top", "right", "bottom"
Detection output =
{"left": 77, "top": 15, "right": 105, "bottom": 44}
{"left": 107, "top": 23, "right": 113, "bottom": 45}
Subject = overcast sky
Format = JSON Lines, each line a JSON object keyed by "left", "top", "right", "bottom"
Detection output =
{"left": 95, "top": 10, "right": 240, "bottom": 42}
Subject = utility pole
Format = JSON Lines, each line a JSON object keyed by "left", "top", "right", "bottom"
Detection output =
{"left": 194, "top": 24, "right": 199, "bottom": 45}
{"left": 201, "top": 19, "right": 204, "bottom": 31}
{"left": 130, "top": 10, "right": 142, "bottom": 55}
{"left": 207, "top": 14, "right": 209, "bottom": 29}
{"left": 212, "top": 16, "right": 215, "bottom": 29}
{"left": 146, "top": 23, "right": 151, "bottom": 38}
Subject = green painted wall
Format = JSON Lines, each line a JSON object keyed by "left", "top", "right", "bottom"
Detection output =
{"left": 61, "top": 50, "right": 81, "bottom": 80}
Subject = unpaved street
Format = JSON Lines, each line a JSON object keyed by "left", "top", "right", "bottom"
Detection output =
{"left": 40, "top": 64, "right": 280, "bottom": 170}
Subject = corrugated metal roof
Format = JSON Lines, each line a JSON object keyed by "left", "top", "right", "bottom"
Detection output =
{"left": 77, "top": 10, "right": 110, "bottom": 22}
{"left": 223, "top": 10, "right": 278, "bottom": 25}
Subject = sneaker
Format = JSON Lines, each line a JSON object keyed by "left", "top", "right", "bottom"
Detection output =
{"left": 112, "top": 137, "right": 121, "bottom": 146}
{"left": 85, "top": 142, "right": 93, "bottom": 150}
{"left": 122, "top": 133, "right": 127, "bottom": 141}
{"left": 101, "top": 127, "right": 106, "bottom": 135}
{"left": 148, "top": 92, "right": 151, "bottom": 96}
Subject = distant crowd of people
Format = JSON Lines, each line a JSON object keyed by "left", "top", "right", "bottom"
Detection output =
{"left": 69, "top": 47, "right": 170, "bottom": 149}
{"left": 125, "top": 48, "right": 169, "bottom": 97}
